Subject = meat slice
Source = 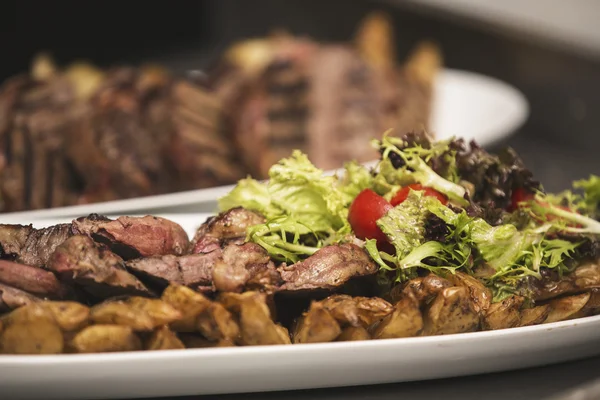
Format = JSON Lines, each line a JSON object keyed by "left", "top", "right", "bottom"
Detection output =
{"left": 127, "top": 242, "right": 280, "bottom": 294}
{"left": 191, "top": 207, "right": 265, "bottom": 254}
{"left": 0, "top": 260, "right": 68, "bottom": 299}
{"left": 212, "top": 242, "right": 280, "bottom": 293}
{"left": 47, "top": 235, "right": 152, "bottom": 300}
{"left": 126, "top": 251, "right": 221, "bottom": 292}
{"left": 72, "top": 214, "right": 189, "bottom": 259}
{"left": 0, "top": 223, "right": 72, "bottom": 267}
{"left": 277, "top": 243, "right": 377, "bottom": 292}
{"left": 0, "top": 282, "right": 40, "bottom": 312}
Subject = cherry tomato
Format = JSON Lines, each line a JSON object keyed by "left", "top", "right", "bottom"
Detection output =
{"left": 348, "top": 189, "right": 393, "bottom": 242}
{"left": 390, "top": 183, "right": 448, "bottom": 206}
{"left": 508, "top": 187, "right": 535, "bottom": 211}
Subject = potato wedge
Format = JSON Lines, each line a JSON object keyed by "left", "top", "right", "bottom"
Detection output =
{"left": 145, "top": 326, "right": 185, "bottom": 351}
{"left": 126, "top": 297, "right": 182, "bottom": 327}
{"left": 319, "top": 295, "right": 392, "bottom": 328}
{"left": 394, "top": 274, "right": 453, "bottom": 304}
{"left": 90, "top": 298, "right": 181, "bottom": 331}
{"left": 90, "top": 302, "right": 155, "bottom": 331}
{"left": 545, "top": 292, "right": 591, "bottom": 324}
{"left": 1, "top": 320, "right": 64, "bottom": 354}
{"left": 445, "top": 271, "right": 492, "bottom": 314}
{"left": 161, "top": 285, "right": 211, "bottom": 332}
{"left": 220, "top": 292, "right": 290, "bottom": 345}
{"left": 422, "top": 286, "right": 479, "bottom": 335}
{"left": 41, "top": 301, "right": 90, "bottom": 331}
{"left": 3, "top": 302, "right": 53, "bottom": 325}
{"left": 482, "top": 296, "right": 524, "bottom": 331}
{"left": 371, "top": 293, "right": 423, "bottom": 339}
{"left": 293, "top": 302, "right": 341, "bottom": 344}
{"left": 519, "top": 305, "right": 551, "bottom": 327}
{"left": 196, "top": 303, "right": 240, "bottom": 342}
{"left": 71, "top": 325, "right": 142, "bottom": 353}
{"left": 337, "top": 326, "right": 370, "bottom": 342}
{"left": 178, "top": 334, "right": 235, "bottom": 349}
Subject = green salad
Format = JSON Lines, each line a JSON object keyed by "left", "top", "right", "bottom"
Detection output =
{"left": 219, "top": 131, "right": 600, "bottom": 301}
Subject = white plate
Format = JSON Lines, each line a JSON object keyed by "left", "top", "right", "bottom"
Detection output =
{"left": 0, "top": 68, "right": 529, "bottom": 221}
{"left": 2, "top": 213, "right": 599, "bottom": 400}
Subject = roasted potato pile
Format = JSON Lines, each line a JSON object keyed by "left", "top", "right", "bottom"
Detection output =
{"left": 0, "top": 285, "right": 289, "bottom": 354}
{"left": 1, "top": 277, "right": 599, "bottom": 354}
{"left": 291, "top": 273, "right": 600, "bottom": 343}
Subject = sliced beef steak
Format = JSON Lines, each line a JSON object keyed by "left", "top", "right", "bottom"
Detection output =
{"left": 277, "top": 243, "right": 377, "bottom": 292}
{"left": 191, "top": 207, "right": 265, "bottom": 254}
{"left": 0, "top": 260, "right": 68, "bottom": 299}
{"left": 0, "top": 282, "right": 40, "bottom": 312}
{"left": 127, "top": 242, "right": 279, "bottom": 294}
{"left": 126, "top": 251, "right": 221, "bottom": 292}
{"left": 0, "top": 223, "right": 72, "bottom": 267}
{"left": 47, "top": 235, "right": 152, "bottom": 300}
{"left": 72, "top": 214, "right": 189, "bottom": 259}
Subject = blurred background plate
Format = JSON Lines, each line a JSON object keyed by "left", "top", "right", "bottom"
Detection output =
{"left": 0, "top": 68, "right": 528, "bottom": 220}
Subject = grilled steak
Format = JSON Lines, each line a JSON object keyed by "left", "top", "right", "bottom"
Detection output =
{"left": 191, "top": 207, "right": 265, "bottom": 254}
{"left": 72, "top": 214, "right": 189, "bottom": 259}
{"left": 0, "top": 58, "right": 246, "bottom": 213}
{"left": 0, "top": 282, "right": 40, "bottom": 312}
{"left": 208, "top": 15, "right": 441, "bottom": 178}
{"left": 47, "top": 235, "right": 152, "bottom": 300}
{"left": 277, "top": 243, "right": 378, "bottom": 292}
{"left": 0, "top": 223, "right": 72, "bottom": 267}
{"left": 126, "top": 252, "right": 221, "bottom": 292}
{"left": 127, "top": 242, "right": 280, "bottom": 294}
{"left": 0, "top": 260, "right": 68, "bottom": 299}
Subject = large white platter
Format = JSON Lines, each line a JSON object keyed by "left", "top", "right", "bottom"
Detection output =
{"left": 2, "top": 212, "right": 600, "bottom": 400}
{"left": 0, "top": 68, "right": 529, "bottom": 223}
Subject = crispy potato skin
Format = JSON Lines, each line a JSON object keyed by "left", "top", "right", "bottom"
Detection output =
{"left": 71, "top": 325, "right": 142, "bottom": 353}
{"left": 371, "top": 293, "right": 422, "bottom": 339}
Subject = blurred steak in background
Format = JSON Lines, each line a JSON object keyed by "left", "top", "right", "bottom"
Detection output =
{"left": 0, "top": 56, "right": 245, "bottom": 212}
{"left": 0, "top": 11, "right": 442, "bottom": 213}
{"left": 208, "top": 12, "right": 441, "bottom": 176}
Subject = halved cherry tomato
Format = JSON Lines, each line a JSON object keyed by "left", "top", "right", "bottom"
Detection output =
{"left": 348, "top": 189, "right": 392, "bottom": 243}
{"left": 508, "top": 187, "right": 535, "bottom": 211}
{"left": 390, "top": 183, "right": 448, "bottom": 206}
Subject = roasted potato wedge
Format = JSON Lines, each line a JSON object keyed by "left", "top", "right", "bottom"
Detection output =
{"left": 90, "top": 302, "right": 155, "bottom": 331}
{"left": 422, "top": 287, "right": 479, "bottom": 335}
{"left": 445, "top": 271, "right": 492, "bottom": 314}
{"left": 90, "top": 297, "right": 181, "bottom": 331}
{"left": 293, "top": 302, "right": 342, "bottom": 344}
{"left": 371, "top": 293, "right": 423, "bottom": 339}
{"left": 126, "top": 297, "right": 182, "bottom": 327}
{"left": 220, "top": 292, "right": 290, "bottom": 345}
{"left": 1, "top": 319, "right": 64, "bottom": 354}
{"left": 161, "top": 285, "right": 212, "bottom": 332}
{"left": 393, "top": 274, "right": 453, "bottom": 304}
{"left": 178, "top": 334, "right": 235, "bottom": 349}
{"left": 41, "top": 301, "right": 90, "bottom": 331}
{"left": 519, "top": 305, "right": 552, "bottom": 327}
{"left": 482, "top": 296, "right": 524, "bottom": 331}
{"left": 71, "top": 325, "right": 142, "bottom": 353}
{"left": 545, "top": 292, "right": 591, "bottom": 324}
{"left": 320, "top": 295, "right": 393, "bottom": 328}
{"left": 145, "top": 326, "right": 185, "bottom": 351}
{"left": 337, "top": 326, "right": 370, "bottom": 342}
{"left": 196, "top": 303, "right": 240, "bottom": 343}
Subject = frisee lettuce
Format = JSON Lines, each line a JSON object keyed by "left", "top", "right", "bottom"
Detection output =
{"left": 371, "top": 132, "right": 469, "bottom": 206}
{"left": 218, "top": 150, "right": 370, "bottom": 263}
